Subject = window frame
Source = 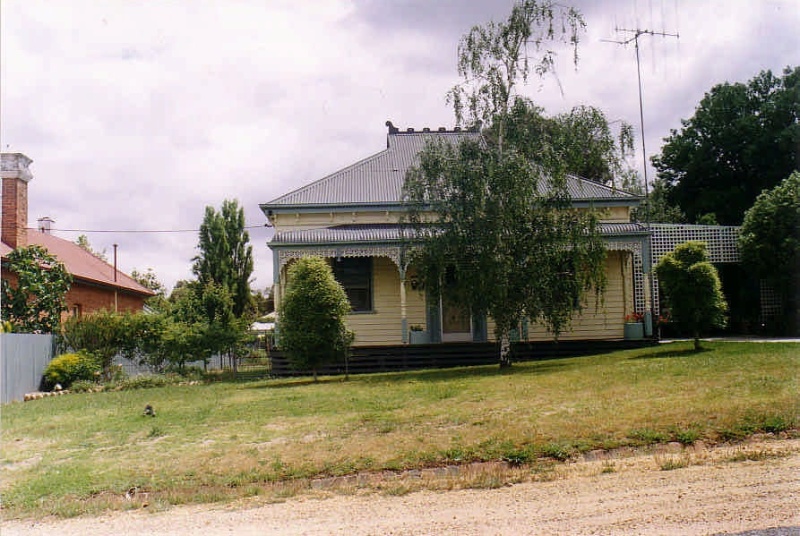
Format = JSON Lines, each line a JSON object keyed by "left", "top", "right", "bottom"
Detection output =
{"left": 331, "top": 256, "right": 374, "bottom": 313}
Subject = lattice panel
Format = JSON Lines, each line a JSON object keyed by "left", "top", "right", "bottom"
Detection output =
{"left": 650, "top": 224, "right": 741, "bottom": 264}
{"left": 759, "top": 280, "right": 782, "bottom": 324}
{"left": 649, "top": 224, "right": 742, "bottom": 314}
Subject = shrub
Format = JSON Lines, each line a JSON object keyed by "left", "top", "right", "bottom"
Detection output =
{"left": 279, "top": 257, "right": 354, "bottom": 380}
{"left": 44, "top": 352, "right": 100, "bottom": 389}
{"left": 69, "top": 380, "right": 102, "bottom": 393}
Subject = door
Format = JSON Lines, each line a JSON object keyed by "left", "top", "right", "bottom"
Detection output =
{"left": 441, "top": 294, "right": 472, "bottom": 342}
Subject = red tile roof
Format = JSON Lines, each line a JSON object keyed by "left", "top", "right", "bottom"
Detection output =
{"left": 1, "top": 231, "right": 155, "bottom": 296}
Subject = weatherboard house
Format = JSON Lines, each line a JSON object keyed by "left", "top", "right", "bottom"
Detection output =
{"left": 261, "top": 122, "right": 656, "bottom": 348}
{"left": 1, "top": 153, "right": 154, "bottom": 319}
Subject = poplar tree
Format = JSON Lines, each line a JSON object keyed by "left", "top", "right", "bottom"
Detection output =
{"left": 192, "top": 199, "right": 254, "bottom": 318}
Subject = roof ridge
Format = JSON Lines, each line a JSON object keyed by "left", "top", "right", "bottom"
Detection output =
{"left": 22, "top": 231, "right": 155, "bottom": 296}
{"left": 566, "top": 174, "right": 639, "bottom": 198}
{"left": 385, "top": 120, "right": 481, "bottom": 135}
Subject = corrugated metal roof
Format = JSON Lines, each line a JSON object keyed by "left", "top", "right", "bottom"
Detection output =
{"left": 1, "top": 232, "right": 155, "bottom": 296}
{"left": 272, "top": 224, "right": 405, "bottom": 245}
{"left": 271, "top": 222, "right": 648, "bottom": 246}
{"left": 263, "top": 129, "right": 638, "bottom": 208}
{"left": 265, "top": 130, "right": 479, "bottom": 206}
{"left": 598, "top": 222, "right": 649, "bottom": 235}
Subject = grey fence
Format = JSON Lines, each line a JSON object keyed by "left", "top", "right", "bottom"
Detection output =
{"left": 1, "top": 333, "right": 55, "bottom": 404}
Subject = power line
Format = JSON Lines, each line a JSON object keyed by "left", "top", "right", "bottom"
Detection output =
{"left": 26, "top": 225, "right": 268, "bottom": 234}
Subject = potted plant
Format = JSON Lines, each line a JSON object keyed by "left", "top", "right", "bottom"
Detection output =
{"left": 623, "top": 312, "right": 644, "bottom": 340}
{"left": 409, "top": 325, "right": 429, "bottom": 345}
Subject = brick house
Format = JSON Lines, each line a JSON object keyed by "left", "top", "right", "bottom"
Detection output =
{"left": 1, "top": 153, "right": 154, "bottom": 321}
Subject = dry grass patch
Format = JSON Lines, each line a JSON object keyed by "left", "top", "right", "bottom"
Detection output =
{"left": 1, "top": 341, "right": 797, "bottom": 518}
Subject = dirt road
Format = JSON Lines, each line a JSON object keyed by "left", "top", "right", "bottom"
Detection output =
{"left": 4, "top": 439, "right": 799, "bottom": 535}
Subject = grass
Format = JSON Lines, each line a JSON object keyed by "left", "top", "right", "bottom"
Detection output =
{"left": 1, "top": 341, "right": 797, "bottom": 518}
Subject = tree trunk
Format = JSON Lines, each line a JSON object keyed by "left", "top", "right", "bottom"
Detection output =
{"left": 499, "top": 332, "right": 512, "bottom": 368}
{"left": 313, "top": 369, "right": 318, "bottom": 382}
{"left": 693, "top": 332, "right": 701, "bottom": 352}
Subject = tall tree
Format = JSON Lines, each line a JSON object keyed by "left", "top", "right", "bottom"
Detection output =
{"left": 655, "top": 241, "right": 727, "bottom": 351}
{"left": 192, "top": 199, "right": 254, "bottom": 317}
{"left": 406, "top": 0, "right": 606, "bottom": 367}
{"left": 497, "top": 100, "right": 639, "bottom": 190}
{"left": 1, "top": 245, "right": 72, "bottom": 333}
{"left": 653, "top": 66, "right": 800, "bottom": 225}
{"left": 739, "top": 171, "right": 800, "bottom": 335}
{"left": 447, "top": 0, "right": 585, "bottom": 150}
{"left": 280, "top": 257, "right": 353, "bottom": 381}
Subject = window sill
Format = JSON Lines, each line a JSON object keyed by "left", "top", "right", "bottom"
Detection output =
{"left": 348, "top": 310, "right": 376, "bottom": 315}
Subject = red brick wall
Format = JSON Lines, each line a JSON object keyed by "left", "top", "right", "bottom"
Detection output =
{"left": 2, "top": 267, "right": 147, "bottom": 322}
{"left": 66, "top": 281, "right": 147, "bottom": 315}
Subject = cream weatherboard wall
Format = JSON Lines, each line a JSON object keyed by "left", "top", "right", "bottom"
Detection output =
{"left": 342, "top": 257, "right": 426, "bottom": 346}
{"left": 338, "top": 250, "right": 632, "bottom": 346}
{"left": 484, "top": 251, "right": 631, "bottom": 342}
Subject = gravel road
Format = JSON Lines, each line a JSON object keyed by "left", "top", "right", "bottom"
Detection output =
{"left": 4, "top": 438, "right": 799, "bottom": 535}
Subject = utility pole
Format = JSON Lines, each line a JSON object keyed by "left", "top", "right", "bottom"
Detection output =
{"left": 604, "top": 27, "right": 679, "bottom": 226}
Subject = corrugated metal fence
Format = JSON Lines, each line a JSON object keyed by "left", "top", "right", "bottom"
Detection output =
{"left": 1, "top": 333, "right": 55, "bottom": 404}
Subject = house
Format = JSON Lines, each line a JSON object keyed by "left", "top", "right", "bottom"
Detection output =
{"left": 261, "top": 123, "right": 654, "bottom": 347}
{"left": 1, "top": 153, "right": 154, "bottom": 320}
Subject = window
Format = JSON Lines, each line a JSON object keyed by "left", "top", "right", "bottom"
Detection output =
{"left": 72, "top": 304, "right": 82, "bottom": 317}
{"left": 332, "top": 257, "right": 373, "bottom": 312}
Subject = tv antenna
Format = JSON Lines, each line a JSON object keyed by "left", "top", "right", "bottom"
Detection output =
{"left": 603, "top": 27, "right": 679, "bottom": 225}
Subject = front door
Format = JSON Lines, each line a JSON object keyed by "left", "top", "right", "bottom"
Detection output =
{"left": 441, "top": 295, "right": 472, "bottom": 342}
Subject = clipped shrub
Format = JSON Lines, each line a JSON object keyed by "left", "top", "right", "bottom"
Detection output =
{"left": 44, "top": 352, "right": 100, "bottom": 389}
{"left": 280, "top": 257, "right": 354, "bottom": 380}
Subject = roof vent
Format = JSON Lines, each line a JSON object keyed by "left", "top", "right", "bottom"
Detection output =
{"left": 37, "top": 216, "right": 54, "bottom": 234}
{"left": 406, "top": 128, "right": 415, "bottom": 133}
{"left": 454, "top": 126, "right": 462, "bottom": 132}
{"left": 422, "top": 127, "right": 430, "bottom": 132}
{"left": 438, "top": 127, "right": 446, "bottom": 132}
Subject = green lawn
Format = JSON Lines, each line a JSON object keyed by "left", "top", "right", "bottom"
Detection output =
{"left": 1, "top": 341, "right": 798, "bottom": 518}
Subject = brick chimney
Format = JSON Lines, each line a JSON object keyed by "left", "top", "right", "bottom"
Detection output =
{"left": 1, "top": 153, "right": 33, "bottom": 248}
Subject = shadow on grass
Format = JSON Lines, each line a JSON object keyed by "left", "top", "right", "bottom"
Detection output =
{"left": 243, "top": 359, "right": 569, "bottom": 389}
{"left": 630, "top": 346, "right": 712, "bottom": 360}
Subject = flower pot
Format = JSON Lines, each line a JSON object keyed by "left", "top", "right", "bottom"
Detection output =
{"left": 624, "top": 322, "right": 644, "bottom": 340}
{"left": 409, "top": 331, "right": 430, "bottom": 345}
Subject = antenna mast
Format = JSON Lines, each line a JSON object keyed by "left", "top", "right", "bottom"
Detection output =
{"left": 604, "top": 27, "right": 679, "bottom": 225}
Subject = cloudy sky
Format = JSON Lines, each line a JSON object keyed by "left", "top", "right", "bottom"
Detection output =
{"left": 2, "top": 0, "right": 797, "bottom": 293}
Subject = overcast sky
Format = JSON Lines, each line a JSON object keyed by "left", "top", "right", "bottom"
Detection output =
{"left": 2, "top": 0, "right": 798, "bottom": 293}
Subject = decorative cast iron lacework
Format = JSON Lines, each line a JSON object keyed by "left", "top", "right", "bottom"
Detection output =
{"left": 277, "top": 246, "right": 403, "bottom": 270}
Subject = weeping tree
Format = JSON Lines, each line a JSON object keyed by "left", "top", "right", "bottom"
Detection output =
{"left": 405, "top": 0, "right": 606, "bottom": 367}
{"left": 404, "top": 135, "right": 606, "bottom": 366}
{"left": 446, "top": 0, "right": 585, "bottom": 148}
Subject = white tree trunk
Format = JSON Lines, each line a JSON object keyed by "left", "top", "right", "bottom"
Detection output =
{"left": 499, "top": 333, "right": 512, "bottom": 368}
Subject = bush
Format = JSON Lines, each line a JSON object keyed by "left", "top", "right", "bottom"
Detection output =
{"left": 69, "top": 380, "right": 102, "bottom": 393}
{"left": 44, "top": 352, "right": 100, "bottom": 389}
{"left": 280, "top": 257, "right": 354, "bottom": 380}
